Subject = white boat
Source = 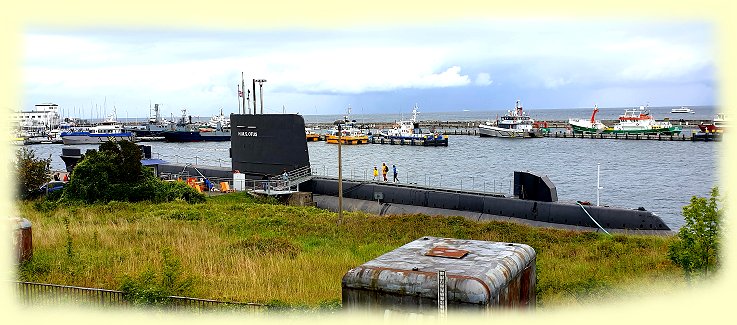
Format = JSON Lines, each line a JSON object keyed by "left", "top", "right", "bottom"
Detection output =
{"left": 206, "top": 108, "right": 230, "bottom": 129}
{"left": 478, "top": 100, "right": 542, "bottom": 138}
{"left": 603, "top": 105, "right": 681, "bottom": 135}
{"left": 380, "top": 104, "right": 447, "bottom": 143}
{"left": 568, "top": 105, "right": 607, "bottom": 134}
{"left": 61, "top": 110, "right": 137, "bottom": 145}
{"left": 671, "top": 106, "right": 695, "bottom": 114}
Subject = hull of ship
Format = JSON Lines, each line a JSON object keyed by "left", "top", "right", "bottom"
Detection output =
{"left": 306, "top": 134, "right": 320, "bottom": 142}
{"left": 162, "top": 131, "right": 231, "bottom": 142}
{"left": 478, "top": 125, "right": 540, "bottom": 138}
{"left": 325, "top": 135, "right": 368, "bottom": 144}
{"left": 61, "top": 133, "right": 137, "bottom": 145}
{"left": 602, "top": 126, "right": 682, "bottom": 135}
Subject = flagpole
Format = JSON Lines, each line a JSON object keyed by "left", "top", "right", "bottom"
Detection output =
{"left": 237, "top": 84, "right": 242, "bottom": 114}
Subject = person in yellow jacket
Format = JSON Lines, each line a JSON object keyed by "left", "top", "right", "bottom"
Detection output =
{"left": 373, "top": 166, "right": 379, "bottom": 181}
{"left": 382, "top": 163, "right": 388, "bottom": 182}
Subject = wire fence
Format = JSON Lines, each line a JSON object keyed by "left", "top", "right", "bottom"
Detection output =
{"left": 14, "top": 281, "right": 265, "bottom": 313}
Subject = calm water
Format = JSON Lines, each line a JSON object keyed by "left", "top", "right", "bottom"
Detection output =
{"left": 28, "top": 129, "right": 719, "bottom": 230}
{"left": 302, "top": 105, "right": 718, "bottom": 124}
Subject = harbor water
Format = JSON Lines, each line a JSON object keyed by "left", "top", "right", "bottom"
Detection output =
{"left": 28, "top": 131, "right": 718, "bottom": 230}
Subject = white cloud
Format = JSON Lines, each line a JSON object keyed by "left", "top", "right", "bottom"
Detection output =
{"left": 475, "top": 73, "right": 493, "bottom": 86}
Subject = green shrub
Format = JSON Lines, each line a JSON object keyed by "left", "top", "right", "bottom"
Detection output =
{"left": 668, "top": 187, "right": 722, "bottom": 279}
{"left": 14, "top": 148, "right": 51, "bottom": 199}
{"left": 62, "top": 141, "right": 204, "bottom": 204}
{"left": 120, "top": 247, "right": 196, "bottom": 305}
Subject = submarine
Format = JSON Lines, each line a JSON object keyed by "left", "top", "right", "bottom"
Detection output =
{"left": 61, "top": 113, "right": 672, "bottom": 234}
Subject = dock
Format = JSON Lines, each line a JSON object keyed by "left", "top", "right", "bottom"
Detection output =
{"left": 368, "top": 136, "right": 448, "bottom": 146}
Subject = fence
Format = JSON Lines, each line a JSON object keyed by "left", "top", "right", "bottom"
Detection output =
{"left": 14, "top": 281, "right": 265, "bottom": 312}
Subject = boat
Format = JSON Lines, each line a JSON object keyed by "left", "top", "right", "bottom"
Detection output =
{"left": 698, "top": 113, "right": 728, "bottom": 133}
{"left": 602, "top": 105, "right": 681, "bottom": 135}
{"left": 160, "top": 108, "right": 231, "bottom": 142}
{"left": 325, "top": 106, "right": 369, "bottom": 145}
{"left": 61, "top": 110, "right": 137, "bottom": 145}
{"left": 671, "top": 106, "right": 695, "bottom": 114}
{"left": 379, "top": 104, "right": 447, "bottom": 145}
{"left": 206, "top": 108, "right": 230, "bottom": 129}
{"left": 124, "top": 103, "right": 173, "bottom": 136}
{"left": 568, "top": 105, "right": 607, "bottom": 134}
{"left": 478, "top": 100, "right": 543, "bottom": 138}
{"left": 305, "top": 128, "right": 320, "bottom": 142}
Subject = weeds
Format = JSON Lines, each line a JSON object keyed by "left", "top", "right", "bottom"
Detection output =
{"left": 17, "top": 193, "right": 682, "bottom": 307}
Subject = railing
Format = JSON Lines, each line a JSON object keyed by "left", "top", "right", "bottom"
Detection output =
{"left": 309, "top": 164, "right": 514, "bottom": 196}
{"left": 14, "top": 281, "right": 264, "bottom": 312}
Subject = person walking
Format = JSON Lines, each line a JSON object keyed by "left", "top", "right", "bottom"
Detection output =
{"left": 392, "top": 165, "right": 398, "bottom": 183}
{"left": 373, "top": 166, "right": 379, "bottom": 181}
{"left": 382, "top": 163, "right": 388, "bottom": 182}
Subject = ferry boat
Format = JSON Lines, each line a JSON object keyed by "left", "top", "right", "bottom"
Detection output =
{"left": 478, "top": 100, "right": 542, "bottom": 138}
{"left": 603, "top": 105, "right": 681, "bottom": 135}
{"left": 568, "top": 105, "right": 607, "bottom": 134}
{"left": 325, "top": 106, "right": 369, "bottom": 145}
{"left": 61, "top": 110, "right": 137, "bottom": 145}
{"left": 698, "top": 113, "right": 728, "bottom": 133}
{"left": 305, "top": 128, "right": 320, "bottom": 142}
{"left": 671, "top": 106, "right": 695, "bottom": 114}
{"left": 379, "top": 104, "right": 447, "bottom": 145}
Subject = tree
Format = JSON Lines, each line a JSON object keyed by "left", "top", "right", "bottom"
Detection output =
{"left": 14, "top": 148, "right": 51, "bottom": 199}
{"left": 62, "top": 140, "right": 204, "bottom": 203}
{"left": 668, "top": 187, "right": 722, "bottom": 279}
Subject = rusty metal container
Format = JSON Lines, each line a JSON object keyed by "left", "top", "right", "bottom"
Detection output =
{"left": 12, "top": 217, "right": 33, "bottom": 263}
{"left": 342, "top": 236, "right": 536, "bottom": 314}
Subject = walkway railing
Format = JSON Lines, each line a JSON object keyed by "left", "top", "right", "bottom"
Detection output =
{"left": 14, "top": 281, "right": 264, "bottom": 312}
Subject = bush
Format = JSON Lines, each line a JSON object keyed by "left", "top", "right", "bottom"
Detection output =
{"left": 668, "top": 187, "right": 722, "bottom": 279}
{"left": 120, "top": 247, "right": 196, "bottom": 305}
{"left": 62, "top": 141, "right": 204, "bottom": 203}
{"left": 14, "top": 148, "right": 51, "bottom": 199}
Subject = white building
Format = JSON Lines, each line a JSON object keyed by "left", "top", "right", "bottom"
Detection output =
{"left": 12, "top": 103, "right": 61, "bottom": 136}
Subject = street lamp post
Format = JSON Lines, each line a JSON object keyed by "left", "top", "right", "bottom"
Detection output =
{"left": 255, "top": 79, "right": 267, "bottom": 114}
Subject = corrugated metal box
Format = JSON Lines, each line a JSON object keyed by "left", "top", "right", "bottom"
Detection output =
{"left": 342, "top": 236, "right": 536, "bottom": 313}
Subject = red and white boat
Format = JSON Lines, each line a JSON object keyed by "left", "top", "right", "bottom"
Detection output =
{"left": 698, "top": 113, "right": 728, "bottom": 133}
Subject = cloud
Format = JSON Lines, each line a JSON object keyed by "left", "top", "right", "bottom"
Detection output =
{"left": 475, "top": 73, "right": 493, "bottom": 86}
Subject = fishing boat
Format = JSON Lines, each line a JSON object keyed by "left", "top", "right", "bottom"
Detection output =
{"left": 61, "top": 110, "right": 137, "bottom": 145}
{"left": 671, "top": 106, "right": 695, "bottom": 114}
{"left": 478, "top": 100, "right": 542, "bottom": 138}
{"left": 325, "top": 106, "right": 369, "bottom": 145}
{"left": 379, "top": 104, "right": 447, "bottom": 145}
{"left": 603, "top": 105, "right": 681, "bottom": 135}
{"left": 698, "top": 113, "right": 728, "bottom": 133}
{"left": 568, "top": 105, "right": 607, "bottom": 134}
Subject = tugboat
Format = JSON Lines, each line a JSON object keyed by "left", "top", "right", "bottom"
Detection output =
{"left": 568, "top": 105, "right": 607, "bottom": 134}
{"left": 325, "top": 106, "right": 369, "bottom": 145}
{"left": 379, "top": 104, "right": 447, "bottom": 146}
{"left": 478, "top": 100, "right": 542, "bottom": 138}
{"left": 603, "top": 105, "right": 681, "bottom": 135}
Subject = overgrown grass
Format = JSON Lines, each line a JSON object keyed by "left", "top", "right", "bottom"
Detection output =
{"left": 17, "top": 192, "right": 685, "bottom": 308}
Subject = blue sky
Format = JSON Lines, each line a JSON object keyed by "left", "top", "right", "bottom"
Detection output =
{"left": 23, "top": 20, "right": 716, "bottom": 118}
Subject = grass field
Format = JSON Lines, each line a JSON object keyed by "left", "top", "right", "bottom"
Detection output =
{"left": 16, "top": 192, "right": 687, "bottom": 308}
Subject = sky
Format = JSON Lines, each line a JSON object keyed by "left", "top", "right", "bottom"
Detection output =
{"left": 22, "top": 20, "right": 716, "bottom": 118}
